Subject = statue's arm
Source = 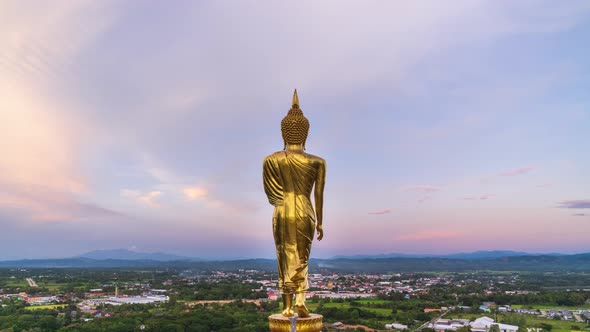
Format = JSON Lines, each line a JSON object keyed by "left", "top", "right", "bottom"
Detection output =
{"left": 263, "top": 156, "right": 282, "bottom": 206}
{"left": 314, "top": 159, "right": 326, "bottom": 241}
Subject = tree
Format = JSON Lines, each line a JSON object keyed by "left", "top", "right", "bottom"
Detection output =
{"left": 539, "top": 323, "right": 553, "bottom": 331}
{"left": 39, "top": 316, "right": 59, "bottom": 331}
{"left": 489, "top": 324, "right": 501, "bottom": 332}
{"left": 349, "top": 308, "right": 360, "bottom": 322}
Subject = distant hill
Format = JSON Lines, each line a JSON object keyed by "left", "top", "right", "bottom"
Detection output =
{"left": 444, "top": 250, "right": 534, "bottom": 260}
{"left": 77, "top": 249, "right": 200, "bottom": 261}
{"left": 314, "top": 253, "right": 590, "bottom": 272}
{"left": 1, "top": 251, "right": 589, "bottom": 272}
{"left": 331, "top": 253, "right": 426, "bottom": 259}
{"left": 0, "top": 258, "right": 276, "bottom": 270}
{"left": 332, "top": 250, "right": 562, "bottom": 260}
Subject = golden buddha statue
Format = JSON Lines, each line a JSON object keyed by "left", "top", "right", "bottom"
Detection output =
{"left": 263, "top": 90, "right": 326, "bottom": 318}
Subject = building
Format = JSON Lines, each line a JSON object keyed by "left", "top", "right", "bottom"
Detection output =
{"left": 27, "top": 296, "right": 55, "bottom": 304}
{"left": 429, "top": 318, "right": 470, "bottom": 331}
{"left": 470, "top": 317, "right": 518, "bottom": 332}
{"left": 385, "top": 323, "right": 409, "bottom": 330}
{"left": 267, "top": 292, "right": 278, "bottom": 301}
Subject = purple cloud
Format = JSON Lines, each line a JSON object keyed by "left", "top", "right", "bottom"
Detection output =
{"left": 418, "top": 196, "right": 432, "bottom": 204}
{"left": 404, "top": 185, "right": 440, "bottom": 193}
{"left": 558, "top": 200, "right": 590, "bottom": 209}
{"left": 498, "top": 167, "right": 535, "bottom": 176}
{"left": 368, "top": 209, "right": 391, "bottom": 215}
{"left": 458, "top": 194, "right": 495, "bottom": 201}
{"left": 572, "top": 213, "right": 587, "bottom": 217}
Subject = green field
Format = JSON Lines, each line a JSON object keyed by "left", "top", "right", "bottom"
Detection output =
{"left": 1, "top": 277, "right": 62, "bottom": 291}
{"left": 4, "top": 279, "right": 27, "bottom": 288}
{"left": 524, "top": 316, "right": 590, "bottom": 332}
{"left": 448, "top": 312, "right": 590, "bottom": 332}
{"left": 36, "top": 282, "right": 62, "bottom": 291}
{"left": 355, "top": 299, "right": 390, "bottom": 305}
{"left": 512, "top": 304, "right": 590, "bottom": 310}
{"left": 25, "top": 304, "right": 68, "bottom": 311}
{"left": 303, "top": 300, "right": 393, "bottom": 316}
{"left": 277, "top": 298, "right": 393, "bottom": 316}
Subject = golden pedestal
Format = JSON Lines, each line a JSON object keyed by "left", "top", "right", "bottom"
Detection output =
{"left": 268, "top": 313, "right": 323, "bottom": 332}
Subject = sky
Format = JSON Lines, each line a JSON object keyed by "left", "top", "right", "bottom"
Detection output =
{"left": 1, "top": 1, "right": 589, "bottom": 260}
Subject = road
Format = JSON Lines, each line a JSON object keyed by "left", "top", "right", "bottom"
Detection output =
{"left": 26, "top": 278, "right": 38, "bottom": 287}
{"left": 414, "top": 310, "right": 449, "bottom": 331}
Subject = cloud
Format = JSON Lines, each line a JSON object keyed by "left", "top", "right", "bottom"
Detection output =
{"left": 404, "top": 185, "right": 439, "bottom": 204}
{"left": 183, "top": 186, "right": 208, "bottom": 200}
{"left": 498, "top": 167, "right": 535, "bottom": 176}
{"left": 0, "top": 2, "right": 120, "bottom": 224}
{"left": 572, "top": 213, "right": 587, "bottom": 217}
{"left": 368, "top": 209, "right": 391, "bottom": 215}
{"left": 395, "top": 229, "right": 465, "bottom": 241}
{"left": 120, "top": 189, "right": 163, "bottom": 207}
{"left": 558, "top": 200, "right": 590, "bottom": 209}
{"left": 139, "top": 192, "right": 163, "bottom": 207}
{"left": 0, "top": 185, "right": 125, "bottom": 223}
{"left": 458, "top": 194, "right": 495, "bottom": 201}
{"left": 418, "top": 196, "right": 432, "bottom": 204}
{"left": 2, "top": 1, "right": 590, "bottom": 257}
{"left": 404, "top": 185, "right": 441, "bottom": 193}
{"left": 183, "top": 185, "right": 224, "bottom": 208}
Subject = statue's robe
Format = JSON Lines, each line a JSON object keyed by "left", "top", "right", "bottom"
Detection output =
{"left": 263, "top": 151, "right": 318, "bottom": 294}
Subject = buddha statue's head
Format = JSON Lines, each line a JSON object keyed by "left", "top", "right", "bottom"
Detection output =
{"left": 281, "top": 89, "right": 309, "bottom": 149}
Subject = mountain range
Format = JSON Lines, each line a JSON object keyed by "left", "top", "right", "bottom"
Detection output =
{"left": 77, "top": 249, "right": 200, "bottom": 261}
{"left": 330, "top": 250, "right": 564, "bottom": 260}
{"left": 1, "top": 249, "right": 589, "bottom": 271}
{"left": 74, "top": 249, "right": 566, "bottom": 261}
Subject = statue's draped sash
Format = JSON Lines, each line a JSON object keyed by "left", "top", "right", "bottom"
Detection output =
{"left": 263, "top": 152, "right": 317, "bottom": 294}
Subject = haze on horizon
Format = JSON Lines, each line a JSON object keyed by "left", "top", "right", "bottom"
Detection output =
{"left": 1, "top": 1, "right": 589, "bottom": 260}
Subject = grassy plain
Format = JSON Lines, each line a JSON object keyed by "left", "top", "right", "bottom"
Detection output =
{"left": 512, "top": 304, "right": 590, "bottom": 310}
{"left": 449, "top": 312, "right": 590, "bottom": 332}
{"left": 305, "top": 301, "right": 393, "bottom": 316}
{"left": 3, "top": 279, "right": 27, "bottom": 288}
{"left": 36, "top": 281, "right": 62, "bottom": 291}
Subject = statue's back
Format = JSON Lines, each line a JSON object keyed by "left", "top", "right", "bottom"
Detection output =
{"left": 267, "top": 151, "right": 322, "bottom": 198}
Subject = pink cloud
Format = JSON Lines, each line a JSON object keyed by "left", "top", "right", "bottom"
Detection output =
{"left": 498, "top": 166, "right": 535, "bottom": 176}
{"left": 418, "top": 195, "right": 432, "bottom": 204}
{"left": 183, "top": 186, "right": 208, "bottom": 200}
{"left": 404, "top": 185, "right": 439, "bottom": 204}
{"left": 120, "top": 189, "right": 163, "bottom": 207}
{"left": 458, "top": 194, "right": 495, "bottom": 201}
{"left": 368, "top": 209, "right": 391, "bottom": 215}
{"left": 395, "top": 229, "right": 465, "bottom": 241}
{"left": 404, "top": 185, "right": 441, "bottom": 193}
{"left": 0, "top": 185, "right": 124, "bottom": 223}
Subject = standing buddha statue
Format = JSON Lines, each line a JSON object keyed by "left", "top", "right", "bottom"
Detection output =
{"left": 263, "top": 89, "right": 327, "bottom": 318}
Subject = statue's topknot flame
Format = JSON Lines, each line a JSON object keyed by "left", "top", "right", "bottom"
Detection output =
{"left": 281, "top": 89, "right": 309, "bottom": 147}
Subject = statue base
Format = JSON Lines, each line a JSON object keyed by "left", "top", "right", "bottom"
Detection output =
{"left": 268, "top": 313, "right": 323, "bottom": 332}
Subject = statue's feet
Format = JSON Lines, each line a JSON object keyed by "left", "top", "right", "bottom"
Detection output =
{"left": 282, "top": 308, "right": 295, "bottom": 317}
{"left": 295, "top": 304, "right": 310, "bottom": 318}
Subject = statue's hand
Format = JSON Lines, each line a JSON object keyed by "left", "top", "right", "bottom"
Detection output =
{"left": 316, "top": 224, "right": 324, "bottom": 241}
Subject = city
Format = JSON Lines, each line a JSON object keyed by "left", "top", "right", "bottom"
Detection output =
{"left": 2, "top": 266, "right": 590, "bottom": 331}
